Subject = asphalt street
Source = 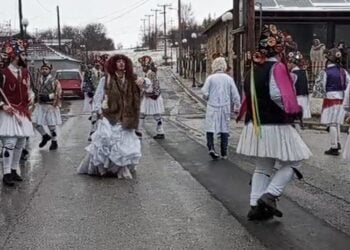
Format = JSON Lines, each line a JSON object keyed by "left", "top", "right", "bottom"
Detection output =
{"left": 0, "top": 68, "right": 349, "bottom": 249}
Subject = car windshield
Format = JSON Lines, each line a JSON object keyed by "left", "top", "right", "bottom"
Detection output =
{"left": 56, "top": 71, "right": 81, "bottom": 80}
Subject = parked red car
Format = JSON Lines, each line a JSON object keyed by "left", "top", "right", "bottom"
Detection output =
{"left": 55, "top": 69, "right": 84, "bottom": 99}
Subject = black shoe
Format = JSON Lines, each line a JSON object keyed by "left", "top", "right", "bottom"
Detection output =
{"left": 11, "top": 169, "right": 23, "bottom": 181}
{"left": 257, "top": 193, "right": 283, "bottom": 218}
{"left": 209, "top": 150, "right": 220, "bottom": 160}
{"left": 153, "top": 134, "right": 165, "bottom": 140}
{"left": 3, "top": 174, "right": 15, "bottom": 186}
{"left": 39, "top": 134, "right": 51, "bottom": 148}
{"left": 324, "top": 148, "right": 340, "bottom": 156}
{"left": 135, "top": 131, "right": 143, "bottom": 138}
{"left": 247, "top": 206, "right": 274, "bottom": 221}
{"left": 49, "top": 141, "right": 58, "bottom": 151}
{"left": 20, "top": 149, "right": 29, "bottom": 161}
{"left": 338, "top": 143, "right": 341, "bottom": 150}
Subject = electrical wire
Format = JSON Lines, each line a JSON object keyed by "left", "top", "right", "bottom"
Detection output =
{"left": 35, "top": 0, "right": 52, "bottom": 13}
{"left": 95, "top": 0, "right": 150, "bottom": 21}
{"left": 104, "top": 0, "right": 152, "bottom": 24}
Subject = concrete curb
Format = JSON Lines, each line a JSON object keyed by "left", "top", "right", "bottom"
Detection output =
{"left": 167, "top": 69, "right": 207, "bottom": 107}
{"left": 167, "top": 68, "right": 350, "bottom": 132}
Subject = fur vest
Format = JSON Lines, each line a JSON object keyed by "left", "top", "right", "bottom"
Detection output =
{"left": 102, "top": 74, "right": 141, "bottom": 129}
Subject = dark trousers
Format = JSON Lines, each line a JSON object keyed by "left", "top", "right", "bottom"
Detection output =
{"left": 206, "top": 132, "right": 229, "bottom": 156}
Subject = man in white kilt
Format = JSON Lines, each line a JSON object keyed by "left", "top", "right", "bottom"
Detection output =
{"left": 137, "top": 55, "right": 165, "bottom": 139}
{"left": 201, "top": 57, "right": 241, "bottom": 160}
{"left": 0, "top": 39, "right": 35, "bottom": 186}
{"left": 287, "top": 51, "right": 311, "bottom": 132}
{"left": 32, "top": 60, "right": 62, "bottom": 151}
{"left": 78, "top": 54, "right": 149, "bottom": 179}
{"left": 236, "top": 24, "right": 312, "bottom": 220}
{"left": 315, "top": 48, "right": 350, "bottom": 155}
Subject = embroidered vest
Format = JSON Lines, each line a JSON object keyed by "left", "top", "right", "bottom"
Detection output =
{"left": 326, "top": 66, "right": 346, "bottom": 92}
{"left": 1, "top": 67, "right": 30, "bottom": 117}
{"left": 293, "top": 69, "right": 309, "bottom": 96}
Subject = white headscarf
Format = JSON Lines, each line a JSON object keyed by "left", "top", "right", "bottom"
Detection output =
{"left": 211, "top": 57, "right": 227, "bottom": 73}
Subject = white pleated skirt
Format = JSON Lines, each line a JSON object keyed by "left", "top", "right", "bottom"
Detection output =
{"left": 140, "top": 96, "right": 165, "bottom": 115}
{"left": 236, "top": 122, "right": 312, "bottom": 162}
{"left": 82, "top": 93, "right": 93, "bottom": 113}
{"left": 78, "top": 117, "right": 142, "bottom": 178}
{"left": 32, "top": 104, "right": 62, "bottom": 126}
{"left": 0, "top": 111, "right": 34, "bottom": 137}
{"left": 297, "top": 95, "right": 311, "bottom": 119}
{"left": 321, "top": 105, "right": 345, "bottom": 124}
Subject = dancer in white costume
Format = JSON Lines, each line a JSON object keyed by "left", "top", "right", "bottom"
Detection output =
{"left": 201, "top": 57, "right": 240, "bottom": 160}
{"left": 137, "top": 55, "right": 165, "bottom": 139}
{"left": 0, "top": 39, "right": 35, "bottom": 186}
{"left": 32, "top": 59, "right": 62, "bottom": 150}
{"left": 78, "top": 54, "right": 150, "bottom": 179}
{"left": 236, "top": 24, "right": 312, "bottom": 220}
{"left": 315, "top": 48, "right": 350, "bottom": 155}
{"left": 287, "top": 51, "right": 311, "bottom": 122}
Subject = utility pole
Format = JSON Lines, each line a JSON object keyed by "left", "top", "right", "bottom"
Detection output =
{"left": 151, "top": 9, "right": 161, "bottom": 50}
{"left": 158, "top": 3, "right": 172, "bottom": 65}
{"left": 145, "top": 14, "right": 153, "bottom": 50}
{"left": 18, "top": 0, "right": 24, "bottom": 39}
{"left": 57, "top": 6, "right": 62, "bottom": 51}
{"left": 178, "top": 0, "right": 183, "bottom": 75}
{"left": 140, "top": 18, "right": 146, "bottom": 48}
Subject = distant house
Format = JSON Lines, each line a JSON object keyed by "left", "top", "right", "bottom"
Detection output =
{"left": 27, "top": 41, "right": 81, "bottom": 71}
{"left": 203, "top": 0, "right": 350, "bottom": 74}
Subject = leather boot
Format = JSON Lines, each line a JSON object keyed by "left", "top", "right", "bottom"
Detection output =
{"left": 39, "top": 134, "right": 51, "bottom": 148}
{"left": 257, "top": 193, "right": 283, "bottom": 218}
{"left": 11, "top": 169, "right": 23, "bottom": 181}
{"left": 3, "top": 174, "right": 15, "bottom": 186}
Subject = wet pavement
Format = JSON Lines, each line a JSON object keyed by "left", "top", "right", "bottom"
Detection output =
{"left": 0, "top": 68, "right": 349, "bottom": 249}
{"left": 0, "top": 99, "right": 262, "bottom": 249}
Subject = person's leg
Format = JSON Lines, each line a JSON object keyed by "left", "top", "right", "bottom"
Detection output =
{"left": 1, "top": 137, "right": 17, "bottom": 186}
{"left": 48, "top": 125, "right": 58, "bottom": 150}
{"left": 11, "top": 137, "right": 26, "bottom": 181}
{"left": 153, "top": 114, "right": 165, "bottom": 139}
{"left": 220, "top": 133, "right": 229, "bottom": 159}
{"left": 34, "top": 123, "right": 51, "bottom": 148}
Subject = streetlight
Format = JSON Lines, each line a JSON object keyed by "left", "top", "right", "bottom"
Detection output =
{"left": 170, "top": 43, "right": 174, "bottom": 69}
{"left": 221, "top": 12, "right": 233, "bottom": 58}
{"left": 191, "top": 32, "right": 197, "bottom": 87}
{"left": 174, "top": 41, "right": 179, "bottom": 73}
{"left": 80, "top": 44, "right": 87, "bottom": 63}
{"left": 255, "top": 2, "right": 263, "bottom": 36}
{"left": 22, "top": 18, "right": 29, "bottom": 39}
{"left": 182, "top": 38, "right": 188, "bottom": 78}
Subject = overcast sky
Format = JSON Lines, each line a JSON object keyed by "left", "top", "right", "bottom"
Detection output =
{"left": 0, "top": 0, "right": 232, "bottom": 48}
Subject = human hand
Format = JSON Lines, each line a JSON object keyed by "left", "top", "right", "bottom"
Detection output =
{"left": 136, "top": 77, "right": 145, "bottom": 88}
{"left": 2, "top": 105, "right": 15, "bottom": 115}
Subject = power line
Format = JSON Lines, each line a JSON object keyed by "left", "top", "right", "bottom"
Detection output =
{"left": 103, "top": 0, "right": 152, "bottom": 24}
{"left": 35, "top": 0, "right": 52, "bottom": 13}
{"left": 95, "top": 0, "right": 147, "bottom": 21}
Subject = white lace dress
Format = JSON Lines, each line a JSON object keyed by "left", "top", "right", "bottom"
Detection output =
{"left": 78, "top": 76, "right": 150, "bottom": 179}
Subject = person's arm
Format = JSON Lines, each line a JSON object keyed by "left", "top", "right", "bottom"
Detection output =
{"left": 230, "top": 78, "right": 241, "bottom": 113}
{"left": 201, "top": 77, "right": 210, "bottom": 101}
{"left": 92, "top": 76, "right": 106, "bottom": 113}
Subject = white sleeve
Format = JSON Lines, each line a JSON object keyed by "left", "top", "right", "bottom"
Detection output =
{"left": 343, "top": 83, "right": 350, "bottom": 112}
{"left": 315, "top": 70, "right": 327, "bottom": 91}
{"left": 201, "top": 77, "right": 210, "bottom": 100}
{"left": 230, "top": 79, "right": 241, "bottom": 111}
{"left": 92, "top": 77, "right": 106, "bottom": 113}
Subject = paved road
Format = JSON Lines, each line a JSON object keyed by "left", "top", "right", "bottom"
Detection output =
{"left": 0, "top": 67, "right": 350, "bottom": 249}
{"left": 0, "top": 102, "right": 263, "bottom": 249}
